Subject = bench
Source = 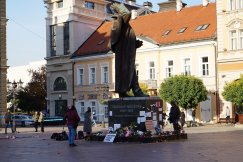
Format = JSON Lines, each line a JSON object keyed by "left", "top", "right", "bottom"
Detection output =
{"left": 218, "top": 118, "right": 235, "bottom": 124}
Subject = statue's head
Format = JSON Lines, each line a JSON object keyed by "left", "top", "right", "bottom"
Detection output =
{"left": 111, "top": 3, "right": 131, "bottom": 23}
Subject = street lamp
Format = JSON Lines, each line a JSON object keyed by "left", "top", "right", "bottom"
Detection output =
{"left": 7, "top": 79, "right": 23, "bottom": 133}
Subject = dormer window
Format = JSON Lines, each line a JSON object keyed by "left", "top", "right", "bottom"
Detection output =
{"left": 85, "top": 1, "right": 95, "bottom": 9}
{"left": 163, "top": 30, "right": 171, "bottom": 36}
{"left": 195, "top": 24, "right": 209, "bottom": 31}
{"left": 178, "top": 27, "right": 187, "bottom": 34}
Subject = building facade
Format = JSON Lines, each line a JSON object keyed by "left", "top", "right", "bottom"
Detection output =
{"left": 72, "top": 2, "right": 218, "bottom": 123}
{"left": 216, "top": 0, "right": 243, "bottom": 119}
{"left": 44, "top": 0, "right": 143, "bottom": 117}
{"left": 0, "top": 0, "right": 8, "bottom": 117}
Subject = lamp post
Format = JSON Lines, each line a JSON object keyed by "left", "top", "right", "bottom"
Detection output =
{"left": 7, "top": 79, "right": 23, "bottom": 133}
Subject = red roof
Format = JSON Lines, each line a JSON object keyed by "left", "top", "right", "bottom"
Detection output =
{"left": 73, "top": 3, "right": 216, "bottom": 57}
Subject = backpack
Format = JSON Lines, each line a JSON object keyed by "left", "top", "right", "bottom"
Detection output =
{"left": 55, "top": 131, "right": 68, "bottom": 141}
{"left": 78, "top": 131, "right": 84, "bottom": 140}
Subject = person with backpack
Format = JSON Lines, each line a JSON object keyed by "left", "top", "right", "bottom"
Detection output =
{"left": 64, "top": 105, "right": 80, "bottom": 147}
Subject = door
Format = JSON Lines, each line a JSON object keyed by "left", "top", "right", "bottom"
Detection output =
{"left": 200, "top": 96, "right": 211, "bottom": 122}
{"left": 55, "top": 100, "right": 67, "bottom": 116}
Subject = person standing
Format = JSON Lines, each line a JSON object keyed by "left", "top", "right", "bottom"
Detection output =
{"left": 83, "top": 107, "right": 92, "bottom": 140}
{"left": 38, "top": 111, "right": 44, "bottom": 132}
{"left": 225, "top": 106, "right": 230, "bottom": 124}
{"left": 33, "top": 111, "right": 39, "bottom": 132}
{"left": 180, "top": 110, "right": 185, "bottom": 130}
{"left": 169, "top": 101, "right": 181, "bottom": 131}
{"left": 4, "top": 110, "right": 14, "bottom": 134}
{"left": 64, "top": 105, "right": 80, "bottom": 147}
{"left": 191, "top": 109, "right": 196, "bottom": 127}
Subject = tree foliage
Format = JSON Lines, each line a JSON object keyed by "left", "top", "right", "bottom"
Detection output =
{"left": 159, "top": 75, "right": 208, "bottom": 109}
{"left": 16, "top": 66, "right": 47, "bottom": 113}
{"left": 128, "top": 83, "right": 149, "bottom": 96}
{"left": 222, "top": 75, "right": 243, "bottom": 107}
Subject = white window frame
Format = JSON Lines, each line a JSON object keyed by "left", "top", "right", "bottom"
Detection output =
{"left": 90, "top": 101, "right": 96, "bottom": 114}
{"left": 230, "top": 0, "right": 237, "bottom": 10}
{"left": 149, "top": 61, "right": 155, "bottom": 80}
{"left": 240, "top": 29, "right": 243, "bottom": 49}
{"left": 89, "top": 65, "right": 96, "bottom": 85}
{"left": 77, "top": 66, "right": 84, "bottom": 85}
{"left": 183, "top": 58, "right": 191, "bottom": 75}
{"left": 57, "top": 0, "right": 63, "bottom": 8}
{"left": 101, "top": 64, "right": 109, "bottom": 84}
{"left": 80, "top": 101, "right": 85, "bottom": 117}
{"left": 230, "top": 30, "right": 237, "bottom": 50}
{"left": 229, "top": 0, "right": 243, "bottom": 10}
{"left": 201, "top": 57, "right": 209, "bottom": 76}
{"left": 165, "top": 60, "right": 173, "bottom": 78}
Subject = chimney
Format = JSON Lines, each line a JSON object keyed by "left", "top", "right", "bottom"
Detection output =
{"left": 131, "top": 10, "right": 138, "bottom": 20}
{"left": 143, "top": 1, "right": 153, "bottom": 10}
{"left": 158, "top": 0, "right": 186, "bottom": 12}
{"left": 203, "top": 0, "right": 209, "bottom": 7}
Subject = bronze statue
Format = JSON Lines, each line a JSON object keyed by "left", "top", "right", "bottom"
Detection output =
{"left": 110, "top": 3, "right": 149, "bottom": 98}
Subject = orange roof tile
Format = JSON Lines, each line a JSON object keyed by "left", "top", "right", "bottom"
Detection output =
{"left": 73, "top": 3, "right": 216, "bottom": 57}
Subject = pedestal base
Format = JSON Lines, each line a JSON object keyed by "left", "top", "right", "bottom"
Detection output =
{"left": 108, "top": 96, "right": 163, "bottom": 132}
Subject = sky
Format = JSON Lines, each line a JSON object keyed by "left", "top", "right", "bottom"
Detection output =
{"left": 6, "top": 0, "right": 214, "bottom": 67}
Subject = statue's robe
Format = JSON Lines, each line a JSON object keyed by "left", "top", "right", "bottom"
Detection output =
{"left": 110, "top": 13, "right": 137, "bottom": 93}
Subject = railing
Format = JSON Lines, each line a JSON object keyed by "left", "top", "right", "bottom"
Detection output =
{"left": 140, "top": 80, "right": 157, "bottom": 89}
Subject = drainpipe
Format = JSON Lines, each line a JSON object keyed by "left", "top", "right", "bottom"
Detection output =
{"left": 214, "top": 43, "right": 219, "bottom": 123}
{"left": 72, "top": 61, "right": 75, "bottom": 105}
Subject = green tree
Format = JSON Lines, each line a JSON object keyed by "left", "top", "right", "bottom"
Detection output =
{"left": 159, "top": 75, "right": 207, "bottom": 110}
{"left": 17, "top": 66, "right": 47, "bottom": 113}
{"left": 222, "top": 75, "right": 243, "bottom": 113}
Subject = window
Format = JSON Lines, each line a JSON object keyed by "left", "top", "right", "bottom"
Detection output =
{"left": 104, "top": 106, "right": 108, "bottom": 118}
{"left": 230, "top": 0, "right": 237, "bottom": 10}
{"left": 240, "top": 30, "right": 243, "bottom": 49}
{"left": 63, "top": 22, "right": 69, "bottom": 55}
{"left": 53, "top": 77, "right": 67, "bottom": 91}
{"left": 85, "top": 1, "right": 95, "bottom": 9}
{"left": 230, "top": 30, "right": 237, "bottom": 50}
{"left": 166, "top": 60, "right": 173, "bottom": 78}
{"left": 89, "top": 67, "right": 96, "bottom": 84}
{"left": 135, "top": 63, "right": 139, "bottom": 78}
{"left": 78, "top": 68, "right": 84, "bottom": 85}
{"left": 57, "top": 1, "right": 63, "bottom": 8}
{"left": 201, "top": 57, "right": 209, "bottom": 76}
{"left": 230, "top": 0, "right": 243, "bottom": 10}
{"left": 195, "top": 24, "right": 209, "bottom": 31}
{"left": 149, "top": 61, "right": 155, "bottom": 80}
{"left": 229, "top": 29, "right": 243, "bottom": 50}
{"left": 80, "top": 102, "right": 85, "bottom": 118}
{"left": 184, "top": 58, "right": 191, "bottom": 75}
{"left": 163, "top": 30, "right": 171, "bottom": 36}
{"left": 50, "top": 25, "right": 57, "bottom": 56}
{"left": 91, "top": 101, "right": 96, "bottom": 114}
{"left": 101, "top": 66, "right": 108, "bottom": 84}
{"left": 178, "top": 27, "right": 187, "bottom": 34}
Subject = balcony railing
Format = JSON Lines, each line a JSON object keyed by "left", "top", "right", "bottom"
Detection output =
{"left": 140, "top": 80, "right": 157, "bottom": 89}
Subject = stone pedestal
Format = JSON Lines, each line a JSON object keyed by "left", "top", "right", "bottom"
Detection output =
{"left": 108, "top": 97, "right": 163, "bottom": 132}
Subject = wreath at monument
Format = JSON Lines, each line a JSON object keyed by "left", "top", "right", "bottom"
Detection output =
{"left": 89, "top": 123, "right": 187, "bottom": 143}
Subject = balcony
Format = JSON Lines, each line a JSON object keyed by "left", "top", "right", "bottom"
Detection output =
{"left": 73, "top": 6, "right": 106, "bottom": 20}
{"left": 140, "top": 80, "right": 157, "bottom": 89}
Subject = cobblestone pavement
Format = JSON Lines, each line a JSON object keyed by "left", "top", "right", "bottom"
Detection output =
{"left": 0, "top": 124, "right": 243, "bottom": 162}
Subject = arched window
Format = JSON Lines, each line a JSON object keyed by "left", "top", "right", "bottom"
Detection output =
{"left": 53, "top": 77, "right": 67, "bottom": 91}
